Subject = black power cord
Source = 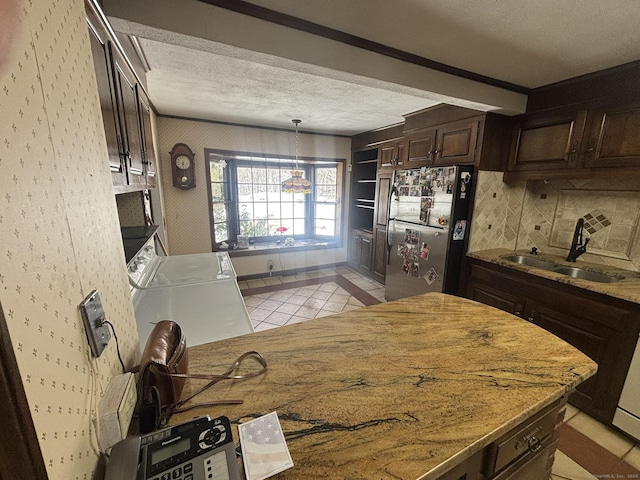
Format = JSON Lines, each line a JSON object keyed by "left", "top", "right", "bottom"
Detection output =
{"left": 103, "top": 320, "right": 126, "bottom": 373}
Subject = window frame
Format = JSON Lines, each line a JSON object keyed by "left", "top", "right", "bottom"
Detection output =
{"left": 205, "top": 148, "right": 345, "bottom": 250}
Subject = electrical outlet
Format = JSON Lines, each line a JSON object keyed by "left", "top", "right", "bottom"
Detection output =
{"left": 79, "top": 289, "right": 111, "bottom": 357}
{"left": 267, "top": 260, "right": 274, "bottom": 271}
{"left": 97, "top": 373, "right": 137, "bottom": 449}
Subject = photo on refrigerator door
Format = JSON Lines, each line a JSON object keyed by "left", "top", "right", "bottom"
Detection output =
{"left": 404, "top": 229, "right": 420, "bottom": 245}
{"left": 453, "top": 220, "right": 466, "bottom": 241}
{"left": 401, "top": 260, "right": 420, "bottom": 277}
{"left": 425, "top": 267, "right": 439, "bottom": 285}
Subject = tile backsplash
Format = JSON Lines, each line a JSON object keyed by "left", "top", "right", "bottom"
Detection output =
{"left": 467, "top": 171, "right": 526, "bottom": 252}
{"left": 470, "top": 172, "right": 640, "bottom": 272}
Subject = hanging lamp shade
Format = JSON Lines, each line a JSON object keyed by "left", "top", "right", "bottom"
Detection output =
{"left": 282, "top": 119, "right": 312, "bottom": 194}
{"left": 282, "top": 170, "right": 312, "bottom": 194}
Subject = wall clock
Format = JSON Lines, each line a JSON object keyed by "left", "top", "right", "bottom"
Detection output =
{"left": 170, "top": 143, "right": 196, "bottom": 189}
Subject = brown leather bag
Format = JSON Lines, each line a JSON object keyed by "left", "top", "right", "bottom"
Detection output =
{"left": 135, "top": 321, "right": 188, "bottom": 432}
{"left": 134, "top": 320, "right": 268, "bottom": 434}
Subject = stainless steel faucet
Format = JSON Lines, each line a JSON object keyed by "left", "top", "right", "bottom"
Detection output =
{"left": 566, "top": 218, "right": 590, "bottom": 262}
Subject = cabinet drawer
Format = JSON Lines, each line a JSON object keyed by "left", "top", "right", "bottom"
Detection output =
{"left": 485, "top": 403, "right": 558, "bottom": 475}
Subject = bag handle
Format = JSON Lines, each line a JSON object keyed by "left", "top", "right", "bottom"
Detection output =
{"left": 152, "top": 350, "right": 267, "bottom": 415}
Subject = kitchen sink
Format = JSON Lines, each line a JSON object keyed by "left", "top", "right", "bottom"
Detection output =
{"left": 500, "top": 255, "right": 623, "bottom": 283}
{"left": 553, "top": 267, "right": 622, "bottom": 283}
{"left": 501, "top": 255, "right": 558, "bottom": 270}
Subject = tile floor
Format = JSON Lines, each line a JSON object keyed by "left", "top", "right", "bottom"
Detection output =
{"left": 238, "top": 266, "right": 640, "bottom": 478}
{"left": 238, "top": 266, "right": 385, "bottom": 331}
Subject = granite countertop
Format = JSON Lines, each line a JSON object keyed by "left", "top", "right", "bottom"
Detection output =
{"left": 468, "top": 248, "right": 640, "bottom": 304}
{"left": 172, "top": 292, "right": 596, "bottom": 479}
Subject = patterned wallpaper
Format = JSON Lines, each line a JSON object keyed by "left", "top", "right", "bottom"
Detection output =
{"left": 469, "top": 172, "right": 640, "bottom": 272}
{"left": 156, "top": 117, "right": 351, "bottom": 274}
{"left": 0, "top": 0, "right": 140, "bottom": 478}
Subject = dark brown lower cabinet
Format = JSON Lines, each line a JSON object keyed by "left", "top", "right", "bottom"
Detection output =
{"left": 348, "top": 229, "right": 373, "bottom": 273}
{"left": 438, "top": 397, "right": 565, "bottom": 479}
{"left": 466, "top": 259, "right": 640, "bottom": 424}
{"left": 349, "top": 228, "right": 389, "bottom": 283}
{"left": 372, "top": 227, "right": 388, "bottom": 283}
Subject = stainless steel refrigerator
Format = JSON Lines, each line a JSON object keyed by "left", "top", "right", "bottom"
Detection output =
{"left": 385, "top": 165, "right": 473, "bottom": 301}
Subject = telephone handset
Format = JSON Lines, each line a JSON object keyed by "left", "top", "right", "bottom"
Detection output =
{"left": 105, "top": 415, "right": 240, "bottom": 480}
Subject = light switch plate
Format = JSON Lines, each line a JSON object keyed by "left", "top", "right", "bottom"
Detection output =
{"left": 79, "top": 289, "right": 111, "bottom": 357}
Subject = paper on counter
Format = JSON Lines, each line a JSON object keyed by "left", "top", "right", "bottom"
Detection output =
{"left": 239, "top": 411, "right": 294, "bottom": 480}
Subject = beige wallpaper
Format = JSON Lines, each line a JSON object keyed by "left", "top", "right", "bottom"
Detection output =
{"left": 469, "top": 172, "right": 640, "bottom": 272}
{"left": 0, "top": 0, "right": 140, "bottom": 478}
{"left": 156, "top": 117, "right": 351, "bottom": 274}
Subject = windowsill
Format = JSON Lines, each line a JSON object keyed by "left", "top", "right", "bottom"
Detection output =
{"left": 223, "top": 239, "right": 342, "bottom": 257}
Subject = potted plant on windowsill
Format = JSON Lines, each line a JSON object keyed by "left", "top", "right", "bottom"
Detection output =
{"left": 275, "top": 226, "right": 288, "bottom": 244}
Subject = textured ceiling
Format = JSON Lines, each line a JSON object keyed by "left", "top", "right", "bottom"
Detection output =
{"left": 141, "top": 38, "right": 441, "bottom": 135}
{"left": 246, "top": 0, "right": 640, "bottom": 88}
{"left": 104, "top": 0, "right": 640, "bottom": 135}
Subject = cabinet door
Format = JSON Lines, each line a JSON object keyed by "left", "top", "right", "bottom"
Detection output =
{"left": 349, "top": 232, "right": 361, "bottom": 265}
{"left": 467, "top": 265, "right": 526, "bottom": 317}
{"left": 375, "top": 173, "right": 392, "bottom": 227}
{"left": 359, "top": 235, "right": 373, "bottom": 270}
{"left": 87, "top": 20, "right": 125, "bottom": 186}
{"left": 583, "top": 106, "right": 640, "bottom": 168}
{"left": 137, "top": 88, "right": 156, "bottom": 187}
{"left": 378, "top": 140, "right": 403, "bottom": 170}
{"left": 509, "top": 110, "right": 587, "bottom": 172}
{"left": 530, "top": 304, "right": 622, "bottom": 419}
{"left": 404, "top": 128, "right": 436, "bottom": 167}
{"left": 372, "top": 227, "right": 387, "bottom": 283}
{"left": 468, "top": 280, "right": 526, "bottom": 317}
{"left": 113, "top": 54, "right": 145, "bottom": 186}
{"left": 434, "top": 119, "right": 479, "bottom": 166}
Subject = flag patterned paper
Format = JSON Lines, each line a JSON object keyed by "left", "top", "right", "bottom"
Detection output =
{"left": 239, "top": 412, "right": 294, "bottom": 480}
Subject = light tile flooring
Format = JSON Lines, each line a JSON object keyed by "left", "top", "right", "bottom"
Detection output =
{"left": 554, "top": 403, "right": 640, "bottom": 479}
{"left": 238, "top": 266, "right": 385, "bottom": 331}
{"left": 238, "top": 266, "right": 640, "bottom": 478}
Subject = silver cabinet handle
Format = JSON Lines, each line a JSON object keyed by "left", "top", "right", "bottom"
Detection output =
{"left": 527, "top": 436, "right": 542, "bottom": 453}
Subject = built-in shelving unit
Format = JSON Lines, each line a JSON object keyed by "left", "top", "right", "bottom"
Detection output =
{"left": 350, "top": 149, "right": 378, "bottom": 232}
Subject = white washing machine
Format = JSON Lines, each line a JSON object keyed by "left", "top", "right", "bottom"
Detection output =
{"left": 127, "top": 235, "right": 254, "bottom": 350}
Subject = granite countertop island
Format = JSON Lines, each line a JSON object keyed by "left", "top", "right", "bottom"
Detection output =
{"left": 172, "top": 292, "right": 596, "bottom": 479}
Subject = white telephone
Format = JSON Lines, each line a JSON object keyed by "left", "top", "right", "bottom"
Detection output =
{"left": 105, "top": 415, "right": 240, "bottom": 480}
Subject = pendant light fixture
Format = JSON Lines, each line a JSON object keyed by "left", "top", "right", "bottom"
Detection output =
{"left": 281, "top": 119, "right": 312, "bottom": 195}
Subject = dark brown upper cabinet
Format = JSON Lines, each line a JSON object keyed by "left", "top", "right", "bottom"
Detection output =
{"left": 401, "top": 105, "right": 509, "bottom": 171}
{"left": 86, "top": 0, "right": 156, "bottom": 193}
{"left": 505, "top": 63, "right": 640, "bottom": 181}
{"left": 504, "top": 100, "right": 640, "bottom": 181}
{"left": 507, "top": 109, "right": 588, "bottom": 174}
{"left": 87, "top": 14, "right": 125, "bottom": 185}
{"left": 583, "top": 103, "right": 640, "bottom": 169}
{"left": 433, "top": 118, "right": 480, "bottom": 166}
{"left": 404, "top": 128, "right": 436, "bottom": 166}
{"left": 377, "top": 138, "right": 404, "bottom": 170}
{"left": 403, "top": 118, "right": 479, "bottom": 168}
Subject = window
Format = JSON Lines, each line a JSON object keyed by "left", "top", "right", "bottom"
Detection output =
{"left": 206, "top": 149, "right": 344, "bottom": 247}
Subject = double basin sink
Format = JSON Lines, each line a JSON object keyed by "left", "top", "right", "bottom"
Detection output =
{"left": 501, "top": 255, "right": 624, "bottom": 283}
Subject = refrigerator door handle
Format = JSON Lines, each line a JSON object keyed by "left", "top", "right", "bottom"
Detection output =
{"left": 386, "top": 219, "right": 394, "bottom": 265}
